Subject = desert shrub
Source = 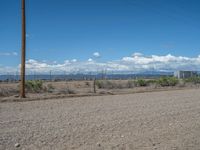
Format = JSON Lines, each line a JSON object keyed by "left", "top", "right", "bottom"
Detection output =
{"left": 95, "top": 80, "right": 123, "bottom": 89}
{"left": 134, "top": 79, "right": 147, "bottom": 87}
{"left": 168, "top": 77, "right": 179, "bottom": 86}
{"left": 25, "top": 80, "right": 43, "bottom": 93}
{"left": 184, "top": 77, "right": 200, "bottom": 84}
{"left": 104, "top": 81, "right": 117, "bottom": 89}
{"left": 157, "top": 77, "right": 169, "bottom": 86}
{"left": 57, "top": 88, "right": 76, "bottom": 94}
{"left": 146, "top": 79, "right": 157, "bottom": 85}
{"left": 127, "top": 79, "right": 157, "bottom": 88}
{"left": 85, "top": 81, "right": 90, "bottom": 86}
{"left": 67, "top": 89, "right": 76, "bottom": 94}
{"left": 46, "top": 83, "right": 55, "bottom": 93}
{"left": 0, "top": 87, "right": 19, "bottom": 97}
{"left": 177, "top": 80, "right": 186, "bottom": 87}
{"left": 95, "top": 80, "right": 102, "bottom": 88}
{"left": 127, "top": 80, "right": 135, "bottom": 88}
{"left": 95, "top": 80, "right": 110, "bottom": 89}
{"left": 157, "top": 77, "right": 179, "bottom": 87}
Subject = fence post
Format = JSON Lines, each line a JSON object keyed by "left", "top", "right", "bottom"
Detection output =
{"left": 93, "top": 78, "right": 96, "bottom": 93}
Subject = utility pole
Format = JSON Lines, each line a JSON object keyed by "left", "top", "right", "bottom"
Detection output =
{"left": 20, "top": 0, "right": 26, "bottom": 98}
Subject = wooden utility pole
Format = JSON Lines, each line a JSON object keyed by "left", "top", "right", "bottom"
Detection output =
{"left": 20, "top": 0, "right": 26, "bottom": 98}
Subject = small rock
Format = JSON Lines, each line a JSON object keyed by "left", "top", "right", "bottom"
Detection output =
{"left": 121, "top": 135, "right": 124, "bottom": 138}
{"left": 15, "top": 143, "right": 20, "bottom": 148}
{"left": 97, "top": 143, "right": 101, "bottom": 147}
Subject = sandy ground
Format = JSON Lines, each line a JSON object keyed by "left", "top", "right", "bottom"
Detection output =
{"left": 1, "top": 89, "right": 200, "bottom": 150}
{"left": 1, "top": 80, "right": 198, "bottom": 102}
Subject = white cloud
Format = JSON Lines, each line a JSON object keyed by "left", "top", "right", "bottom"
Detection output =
{"left": 1, "top": 53, "right": 200, "bottom": 74}
{"left": 0, "top": 66, "right": 18, "bottom": 75}
{"left": 93, "top": 52, "right": 100, "bottom": 58}
{"left": 0, "top": 52, "right": 18, "bottom": 56}
{"left": 121, "top": 54, "right": 200, "bottom": 72}
{"left": 132, "top": 52, "right": 143, "bottom": 57}
{"left": 88, "top": 58, "right": 93, "bottom": 62}
{"left": 64, "top": 60, "right": 70, "bottom": 64}
{"left": 71, "top": 59, "right": 77, "bottom": 62}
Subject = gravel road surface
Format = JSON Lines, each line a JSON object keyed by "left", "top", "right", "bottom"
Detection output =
{"left": 1, "top": 89, "right": 200, "bottom": 150}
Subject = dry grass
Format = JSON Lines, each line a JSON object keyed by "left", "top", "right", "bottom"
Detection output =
{"left": 0, "top": 79, "right": 200, "bottom": 100}
{"left": 0, "top": 87, "right": 19, "bottom": 97}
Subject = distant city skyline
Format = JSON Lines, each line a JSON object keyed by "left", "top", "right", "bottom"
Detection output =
{"left": 0, "top": 0, "right": 200, "bottom": 73}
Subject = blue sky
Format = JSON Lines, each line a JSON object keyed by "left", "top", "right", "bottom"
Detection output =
{"left": 0, "top": 0, "right": 200, "bottom": 73}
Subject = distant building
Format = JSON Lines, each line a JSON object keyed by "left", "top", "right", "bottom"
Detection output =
{"left": 174, "top": 71, "right": 198, "bottom": 79}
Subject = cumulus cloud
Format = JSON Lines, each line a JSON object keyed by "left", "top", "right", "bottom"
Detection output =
{"left": 0, "top": 52, "right": 18, "bottom": 56}
{"left": 1, "top": 53, "right": 200, "bottom": 74}
{"left": 88, "top": 58, "right": 93, "bottom": 62}
{"left": 71, "top": 59, "right": 77, "bottom": 62}
{"left": 93, "top": 52, "right": 100, "bottom": 58}
{"left": 121, "top": 53, "right": 200, "bottom": 72}
{"left": 132, "top": 52, "right": 143, "bottom": 57}
{"left": 0, "top": 66, "right": 18, "bottom": 75}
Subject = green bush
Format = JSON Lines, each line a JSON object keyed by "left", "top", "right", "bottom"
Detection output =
{"left": 25, "top": 80, "right": 43, "bottom": 93}
{"left": 157, "top": 77, "right": 169, "bottom": 86}
{"left": 168, "top": 77, "right": 179, "bottom": 86}
{"left": 134, "top": 79, "right": 147, "bottom": 86}
{"left": 157, "top": 77, "right": 179, "bottom": 87}
{"left": 146, "top": 79, "right": 157, "bottom": 85}
{"left": 184, "top": 77, "right": 200, "bottom": 84}
{"left": 95, "top": 80, "right": 104, "bottom": 89}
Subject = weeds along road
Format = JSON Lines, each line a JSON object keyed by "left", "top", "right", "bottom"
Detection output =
{"left": 1, "top": 89, "right": 200, "bottom": 150}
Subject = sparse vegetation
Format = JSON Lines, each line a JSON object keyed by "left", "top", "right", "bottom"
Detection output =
{"left": 157, "top": 77, "right": 179, "bottom": 87}
{"left": 127, "top": 80, "right": 135, "bottom": 88}
{"left": 184, "top": 77, "right": 200, "bottom": 84}
{"left": 25, "top": 80, "right": 44, "bottom": 93}
{"left": 95, "top": 80, "right": 123, "bottom": 89}
{"left": 0, "top": 87, "right": 18, "bottom": 97}
{"left": 46, "top": 83, "right": 55, "bottom": 93}
{"left": 95, "top": 77, "right": 180, "bottom": 89}
{"left": 1, "top": 76, "right": 200, "bottom": 98}
{"left": 168, "top": 77, "right": 179, "bottom": 86}
{"left": 56, "top": 88, "right": 76, "bottom": 94}
{"left": 134, "top": 79, "right": 147, "bottom": 87}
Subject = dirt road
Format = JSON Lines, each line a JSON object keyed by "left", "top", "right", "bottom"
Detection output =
{"left": 1, "top": 89, "right": 200, "bottom": 150}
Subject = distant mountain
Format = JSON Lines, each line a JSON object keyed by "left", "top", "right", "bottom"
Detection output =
{"left": 0, "top": 71, "right": 175, "bottom": 81}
